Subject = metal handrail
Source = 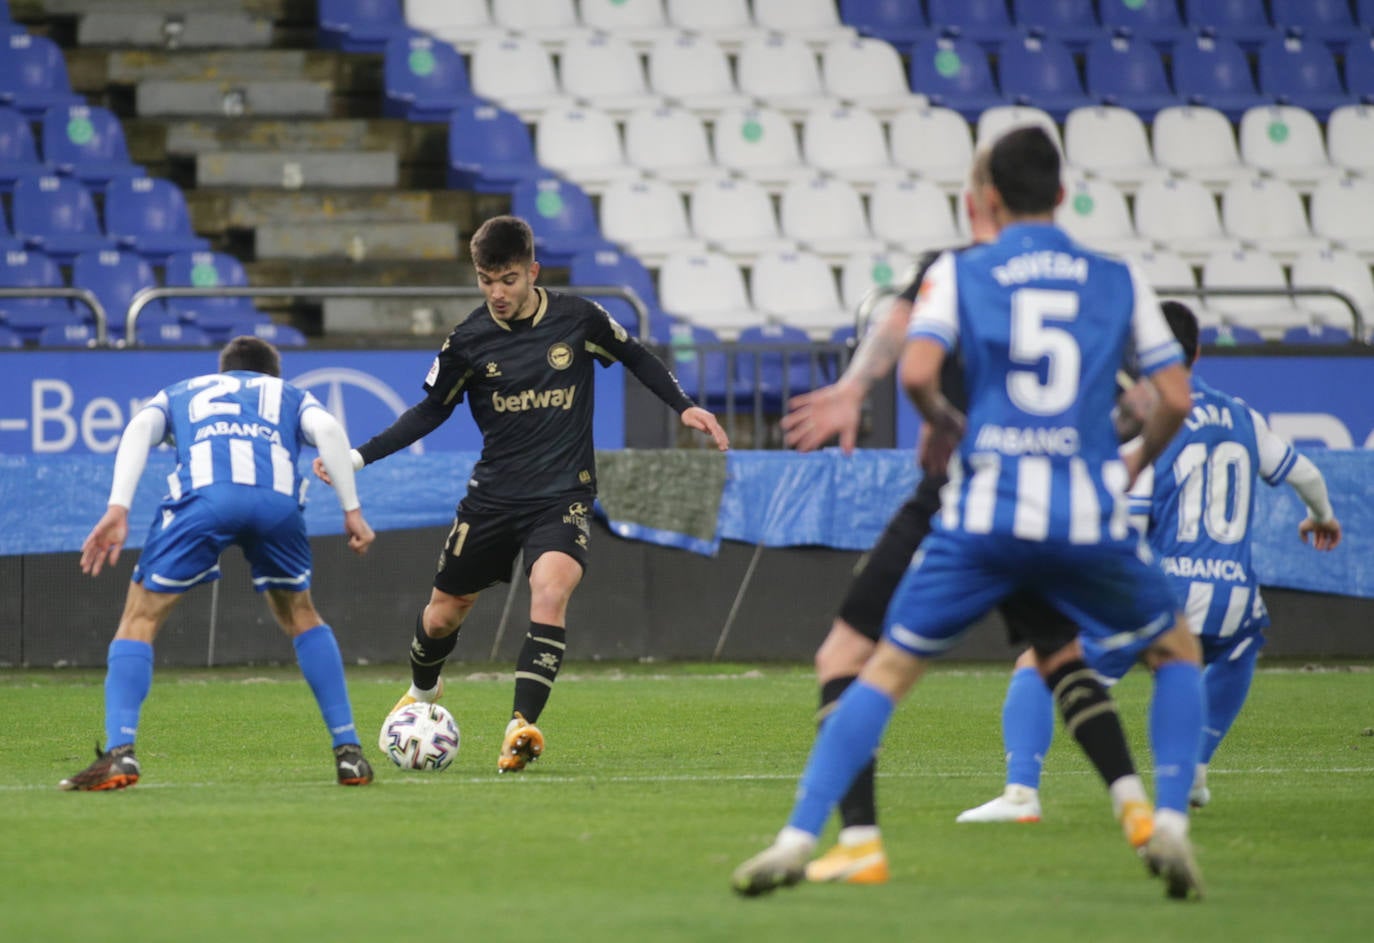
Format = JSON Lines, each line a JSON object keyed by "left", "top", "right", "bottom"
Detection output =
{"left": 122, "top": 284, "right": 652, "bottom": 346}
{"left": 0, "top": 287, "right": 110, "bottom": 345}
{"left": 1154, "top": 285, "right": 1366, "bottom": 342}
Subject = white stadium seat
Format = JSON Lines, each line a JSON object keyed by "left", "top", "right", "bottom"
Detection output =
{"left": 623, "top": 105, "right": 721, "bottom": 190}
{"left": 559, "top": 32, "right": 661, "bottom": 118}
{"left": 689, "top": 176, "right": 796, "bottom": 262}
{"left": 1063, "top": 105, "right": 1168, "bottom": 194}
{"left": 1200, "top": 248, "right": 1305, "bottom": 338}
{"left": 1133, "top": 176, "right": 1234, "bottom": 262}
{"left": 750, "top": 249, "right": 849, "bottom": 338}
{"left": 735, "top": 33, "right": 830, "bottom": 120}
{"left": 599, "top": 177, "right": 705, "bottom": 266}
{"left": 1153, "top": 105, "right": 1251, "bottom": 193}
{"left": 801, "top": 105, "right": 907, "bottom": 192}
{"left": 888, "top": 106, "right": 975, "bottom": 193}
{"left": 1220, "top": 175, "right": 1327, "bottom": 264}
{"left": 647, "top": 33, "right": 752, "bottom": 118}
{"left": 820, "top": 36, "right": 925, "bottom": 119}
{"left": 779, "top": 176, "right": 885, "bottom": 262}
{"left": 1238, "top": 104, "right": 1344, "bottom": 195}
{"left": 658, "top": 250, "right": 762, "bottom": 337}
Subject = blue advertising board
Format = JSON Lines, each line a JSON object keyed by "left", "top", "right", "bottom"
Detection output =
{"left": 0, "top": 348, "right": 626, "bottom": 456}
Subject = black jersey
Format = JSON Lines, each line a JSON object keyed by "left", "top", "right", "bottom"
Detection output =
{"left": 414, "top": 287, "right": 691, "bottom": 511}
{"left": 902, "top": 246, "right": 971, "bottom": 413}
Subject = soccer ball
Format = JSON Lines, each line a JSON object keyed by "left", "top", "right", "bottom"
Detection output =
{"left": 379, "top": 702, "right": 461, "bottom": 770}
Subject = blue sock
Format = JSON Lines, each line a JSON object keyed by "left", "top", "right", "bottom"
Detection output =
{"left": 104, "top": 638, "right": 154, "bottom": 750}
{"left": 1150, "top": 661, "right": 1205, "bottom": 813}
{"left": 788, "top": 681, "right": 895, "bottom": 837}
{"left": 1003, "top": 666, "right": 1054, "bottom": 789}
{"left": 1200, "top": 644, "right": 1259, "bottom": 764}
{"left": 293, "top": 625, "right": 358, "bottom": 748}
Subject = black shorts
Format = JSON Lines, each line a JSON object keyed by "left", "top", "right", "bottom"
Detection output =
{"left": 837, "top": 476, "right": 1079, "bottom": 652}
{"left": 432, "top": 495, "right": 592, "bottom": 597}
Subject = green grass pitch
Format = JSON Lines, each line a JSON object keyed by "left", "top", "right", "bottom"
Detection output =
{"left": 2, "top": 662, "right": 1372, "bottom": 943}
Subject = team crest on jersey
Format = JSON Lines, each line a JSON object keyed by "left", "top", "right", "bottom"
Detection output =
{"left": 484, "top": 361, "right": 502, "bottom": 377}
{"left": 547, "top": 342, "right": 574, "bottom": 370}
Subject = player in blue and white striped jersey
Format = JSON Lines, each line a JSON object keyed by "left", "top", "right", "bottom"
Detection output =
{"left": 955, "top": 301, "right": 1341, "bottom": 824}
{"left": 61, "top": 336, "right": 378, "bottom": 791}
{"left": 734, "top": 127, "right": 1207, "bottom": 900}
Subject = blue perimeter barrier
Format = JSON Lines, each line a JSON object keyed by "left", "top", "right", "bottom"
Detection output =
{"left": 3, "top": 449, "right": 1370, "bottom": 598}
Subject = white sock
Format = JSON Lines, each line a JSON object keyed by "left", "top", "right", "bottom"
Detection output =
{"left": 837, "top": 825, "right": 881, "bottom": 846}
{"left": 409, "top": 682, "right": 438, "bottom": 701}
{"left": 1004, "top": 783, "right": 1039, "bottom": 803}
{"left": 1108, "top": 774, "right": 1149, "bottom": 818}
{"left": 1154, "top": 807, "right": 1189, "bottom": 840}
{"left": 776, "top": 826, "right": 818, "bottom": 852}
{"left": 1193, "top": 763, "right": 1209, "bottom": 789}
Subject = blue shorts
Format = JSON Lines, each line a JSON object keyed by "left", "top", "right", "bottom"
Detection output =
{"left": 882, "top": 529, "right": 1178, "bottom": 659}
{"left": 133, "top": 484, "right": 312, "bottom": 594}
{"left": 1083, "top": 622, "right": 1267, "bottom": 682}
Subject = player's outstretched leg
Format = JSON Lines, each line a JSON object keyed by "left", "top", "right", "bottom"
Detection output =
{"left": 59, "top": 743, "right": 141, "bottom": 791}
{"left": 497, "top": 711, "right": 544, "bottom": 773}
{"left": 393, "top": 611, "right": 455, "bottom": 715}
{"left": 732, "top": 828, "right": 816, "bottom": 897}
{"left": 1142, "top": 820, "right": 1205, "bottom": 900}
{"left": 958, "top": 664, "right": 1052, "bottom": 824}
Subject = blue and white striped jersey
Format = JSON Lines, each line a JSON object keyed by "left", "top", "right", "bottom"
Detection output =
{"left": 143, "top": 370, "right": 325, "bottom": 503}
{"left": 908, "top": 223, "right": 1183, "bottom": 546}
{"left": 1129, "top": 378, "right": 1297, "bottom": 639}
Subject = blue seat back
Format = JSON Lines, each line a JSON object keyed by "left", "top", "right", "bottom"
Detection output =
{"left": 1270, "top": 0, "right": 1356, "bottom": 42}
{"left": 12, "top": 174, "right": 103, "bottom": 242}
{"left": 37, "top": 322, "right": 97, "bottom": 347}
{"left": 1183, "top": 0, "right": 1273, "bottom": 47}
{"left": 318, "top": 0, "right": 405, "bottom": 52}
{"left": 447, "top": 103, "right": 537, "bottom": 190}
{"left": 1345, "top": 36, "right": 1374, "bottom": 102}
{"left": 104, "top": 177, "right": 196, "bottom": 242}
{"left": 926, "top": 0, "right": 1017, "bottom": 47}
{"left": 510, "top": 176, "right": 604, "bottom": 259}
{"left": 0, "top": 34, "right": 78, "bottom": 115}
{"left": 997, "top": 34, "right": 1088, "bottom": 116}
{"left": 569, "top": 248, "right": 668, "bottom": 339}
{"left": 734, "top": 323, "right": 818, "bottom": 404}
{"left": 1012, "top": 0, "right": 1100, "bottom": 47}
{"left": 72, "top": 249, "right": 164, "bottom": 330}
{"left": 0, "top": 324, "right": 22, "bottom": 348}
{"left": 1257, "top": 35, "right": 1346, "bottom": 108}
{"left": 164, "top": 250, "right": 258, "bottom": 317}
{"left": 136, "top": 321, "right": 213, "bottom": 347}
{"left": 384, "top": 33, "right": 472, "bottom": 117}
{"left": 909, "top": 36, "right": 1001, "bottom": 114}
{"left": 665, "top": 323, "right": 733, "bottom": 405}
{"left": 1085, "top": 34, "right": 1178, "bottom": 116}
{"left": 1099, "top": 0, "right": 1188, "bottom": 44}
{"left": 41, "top": 105, "right": 133, "bottom": 172}
{"left": 0, "top": 106, "right": 41, "bottom": 183}
{"left": 838, "top": 0, "right": 929, "bottom": 45}
{"left": 1172, "top": 32, "right": 1267, "bottom": 116}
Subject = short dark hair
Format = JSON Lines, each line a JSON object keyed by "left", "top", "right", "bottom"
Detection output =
{"left": 470, "top": 215, "right": 535, "bottom": 270}
{"left": 220, "top": 335, "right": 281, "bottom": 377}
{"left": 1161, "top": 300, "right": 1199, "bottom": 365}
{"left": 988, "top": 126, "right": 1061, "bottom": 216}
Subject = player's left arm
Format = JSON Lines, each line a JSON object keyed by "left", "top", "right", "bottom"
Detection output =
{"left": 81, "top": 401, "right": 167, "bottom": 576}
{"left": 1250, "top": 407, "right": 1341, "bottom": 550}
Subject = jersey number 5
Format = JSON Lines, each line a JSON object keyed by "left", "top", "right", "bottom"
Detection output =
{"left": 1008, "top": 288, "right": 1080, "bottom": 416}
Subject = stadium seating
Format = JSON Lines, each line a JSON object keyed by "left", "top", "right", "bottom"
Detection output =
{"left": 578, "top": 0, "right": 677, "bottom": 51}
{"left": 37, "top": 322, "right": 98, "bottom": 348}
{"left": 489, "top": 0, "right": 582, "bottom": 49}
{"left": 1270, "top": 0, "right": 1357, "bottom": 49}
{"left": 779, "top": 177, "right": 884, "bottom": 263}
{"left": 0, "top": 106, "right": 43, "bottom": 191}
{"left": 568, "top": 248, "right": 669, "bottom": 340}
{"left": 839, "top": 249, "right": 908, "bottom": 310}
{"left": 509, "top": 175, "right": 615, "bottom": 267}
{"left": 1310, "top": 176, "right": 1374, "bottom": 259}
{"left": 1152, "top": 104, "right": 1251, "bottom": 191}
{"left": 1133, "top": 176, "right": 1234, "bottom": 261}
{"left": 534, "top": 106, "right": 641, "bottom": 195}
{"left": 401, "top": 0, "right": 504, "bottom": 52}
{"left": 72, "top": 249, "right": 172, "bottom": 342}
{"left": 663, "top": 321, "right": 735, "bottom": 406}
{"left": 1345, "top": 38, "right": 1374, "bottom": 104}
{"left": 1290, "top": 247, "right": 1374, "bottom": 334}
{"left": 868, "top": 177, "right": 960, "bottom": 253}
{"left": 1200, "top": 247, "right": 1304, "bottom": 338}
{"left": 1098, "top": 0, "right": 1189, "bottom": 48}
{"left": 1326, "top": 105, "right": 1374, "bottom": 176}
{"left": 1361, "top": 0, "right": 1374, "bottom": 28}
{"left": 997, "top": 34, "right": 1094, "bottom": 121}
{"left": 663, "top": 0, "right": 765, "bottom": 50}
{"left": 134, "top": 321, "right": 214, "bottom": 347}
{"left": 1011, "top": 0, "right": 1101, "bottom": 52}
{"left": 382, "top": 33, "right": 477, "bottom": 123}
{"left": 688, "top": 176, "right": 795, "bottom": 262}
{"left": 40, "top": 104, "right": 147, "bottom": 192}
{"left": 1200, "top": 323, "right": 1263, "bottom": 344}
{"left": 888, "top": 105, "right": 975, "bottom": 191}
{"left": 1083, "top": 33, "right": 1181, "bottom": 120}
{"left": 598, "top": 177, "right": 705, "bottom": 266}
{"left": 11, "top": 174, "right": 112, "bottom": 262}
{"left": 713, "top": 106, "right": 813, "bottom": 192}
{"left": 735, "top": 33, "right": 828, "bottom": 120}
{"left": 1237, "top": 105, "right": 1344, "bottom": 193}
{"left": 733, "top": 322, "right": 821, "bottom": 410}
{"left": 0, "top": 325, "right": 22, "bottom": 348}
{"left": 559, "top": 32, "right": 659, "bottom": 118}
{"left": 1057, "top": 174, "right": 1153, "bottom": 257}
{"left": 1129, "top": 248, "right": 1201, "bottom": 307}
{"left": 0, "top": 202, "right": 21, "bottom": 251}
{"left": 820, "top": 36, "right": 924, "bottom": 118}
{"left": 447, "top": 103, "right": 541, "bottom": 193}
{"left": 1256, "top": 34, "right": 1347, "bottom": 121}
{"left": 318, "top": 0, "right": 407, "bottom": 53}
{"left": 800, "top": 105, "right": 906, "bottom": 191}
{"left": 1280, "top": 324, "right": 1352, "bottom": 345}
{"left": 0, "top": 249, "right": 86, "bottom": 341}
{"left": 975, "top": 104, "right": 1062, "bottom": 154}
{"left": 244, "top": 322, "right": 308, "bottom": 347}
{"left": 908, "top": 36, "right": 1003, "bottom": 120}
{"left": 658, "top": 250, "right": 761, "bottom": 337}
{"left": 1064, "top": 106, "right": 1169, "bottom": 194}
{"left": 1171, "top": 33, "right": 1270, "bottom": 121}
{"left": 622, "top": 105, "right": 720, "bottom": 190}
{"left": 925, "top": 0, "right": 1018, "bottom": 50}
{"left": 753, "top": 0, "right": 856, "bottom": 49}
{"left": 103, "top": 177, "right": 211, "bottom": 264}
{"left": 646, "top": 33, "right": 752, "bottom": 117}
{"left": 1, "top": 34, "right": 84, "bottom": 120}
{"left": 163, "top": 251, "right": 274, "bottom": 340}
{"left": 1219, "top": 175, "right": 1327, "bottom": 263}
{"left": 838, "top": 0, "right": 930, "bottom": 48}
{"left": 1183, "top": 0, "right": 1273, "bottom": 51}
{"left": 469, "top": 35, "right": 574, "bottom": 122}
{"left": 749, "top": 249, "right": 849, "bottom": 338}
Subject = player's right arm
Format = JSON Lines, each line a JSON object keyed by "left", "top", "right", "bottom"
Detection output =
{"left": 81, "top": 400, "right": 168, "bottom": 576}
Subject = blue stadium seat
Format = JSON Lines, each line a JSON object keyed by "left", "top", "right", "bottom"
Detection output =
{"left": 1183, "top": 0, "right": 1273, "bottom": 51}
{"left": 40, "top": 104, "right": 147, "bottom": 192}
{"left": 103, "top": 177, "right": 210, "bottom": 264}
{"left": 909, "top": 35, "right": 1003, "bottom": 120}
{"left": 37, "top": 322, "right": 97, "bottom": 348}
{"left": 838, "top": 0, "right": 930, "bottom": 48}
{"left": 1270, "top": 0, "right": 1357, "bottom": 50}
{"left": 1085, "top": 34, "right": 1182, "bottom": 120}
{"left": 446, "top": 103, "right": 543, "bottom": 193}
{"left": 926, "top": 0, "right": 1018, "bottom": 50}
{"left": 383, "top": 33, "right": 477, "bottom": 123}
{"left": 509, "top": 175, "right": 615, "bottom": 267}
{"left": 0, "top": 106, "right": 44, "bottom": 192}
{"left": 0, "top": 202, "right": 22, "bottom": 251}
{"left": 0, "top": 249, "right": 84, "bottom": 341}
{"left": 1345, "top": 36, "right": 1374, "bottom": 104}
{"left": 317, "top": 0, "right": 407, "bottom": 54}
{"left": 1172, "top": 32, "right": 1271, "bottom": 121}
{"left": 11, "top": 174, "right": 113, "bottom": 262}
{"left": 163, "top": 250, "right": 273, "bottom": 339}
{"left": 0, "top": 34, "right": 83, "bottom": 119}
{"left": 664, "top": 322, "right": 735, "bottom": 408}
{"left": 1099, "top": 0, "right": 1189, "bottom": 48}
{"left": 244, "top": 321, "right": 307, "bottom": 347}
{"left": 1282, "top": 323, "right": 1352, "bottom": 345}
{"left": 997, "top": 34, "right": 1094, "bottom": 121}
{"left": 1200, "top": 323, "right": 1264, "bottom": 345}
{"left": 1361, "top": 0, "right": 1374, "bottom": 30}
{"left": 71, "top": 249, "right": 171, "bottom": 343}
{"left": 1257, "top": 34, "right": 1348, "bottom": 122}
{"left": 568, "top": 248, "right": 671, "bottom": 341}
{"left": 135, "top": 321, "right": 214, "bottom": 348}
{"left": 0, "top": 324, "right": 22, "bottom": 348}
{"left": 1011, "top": 0, "right": 1101, "bottom": 52}
{"left": 734, "top": 322, "right": 820, "bottom": 410}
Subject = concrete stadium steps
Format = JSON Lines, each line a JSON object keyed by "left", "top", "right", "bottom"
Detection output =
{"left": 255, "top": 221, "right": 459, "bottom": 261}
{"left": 195, "top": 150, "right": 399, "bottom": 188}
{"left": 137, "top": 80, "right": 333, "bottom": 118}
{"left": 16, "top": 0, "right": 300, "bottom": 16}
{"left": 77, "top": 11, "right": 273, "bottom": 50}
{"left": 184, "top": 189, "right": 487, "bottom": 238}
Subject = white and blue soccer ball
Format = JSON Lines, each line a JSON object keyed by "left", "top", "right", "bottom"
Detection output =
{"left": 379, "top": 703, "right": 461, "bottom": 770}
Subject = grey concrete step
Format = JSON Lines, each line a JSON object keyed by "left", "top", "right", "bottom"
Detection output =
{"left": 186, "top": 188, "right": 481, "bottom": 233}
{"left": 196, "top": 151, "right": 399, "bottom": 188}
{"left": 78, "top": 11, "right": 273, "bottom": 49}
{"left": 149, "top": 118, "right": 421, "bottom": 157}
{"left": 255, "top": 222, "right": 459, "bottom": 261}
{"left": 137, "top": 80, "right": 332, "bottom": 117}
{"left": 246, "top": 259, "right": 481, "bottom": 290}
{"left": 69, "top": 49, "right": 379, "bottom": 96}
{"left": 323, "top": 297, "right": 481, "bottom": 337}
{"left": 21, "top": 0, "right": 288, "bottom": 17}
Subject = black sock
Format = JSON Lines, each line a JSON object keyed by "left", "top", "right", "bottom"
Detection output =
{"left": 512, "top": 622, "right": 566, "bottom": 724}
{"left": 1046, "top": 659, "right": 1136, "bottom": 787}
{"left": 410, "top": 611, "right": 458, "bottom": 692}
{"left": 820, "top": 675, "right": 878, "bottom": 830}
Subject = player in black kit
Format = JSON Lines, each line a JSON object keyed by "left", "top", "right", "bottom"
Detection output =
{"left": 315, "top": 215, "right": 729, "bottom": 772}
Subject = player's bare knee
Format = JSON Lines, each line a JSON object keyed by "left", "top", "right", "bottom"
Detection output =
{"left": 1144, "top": 618, "right": 1201, "bottom": 669}
{"left": 815, "top": 619, "right": 874, "bottom": 681}
{"left": 424, "top": 593, "right": 474, "bottom": 635}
